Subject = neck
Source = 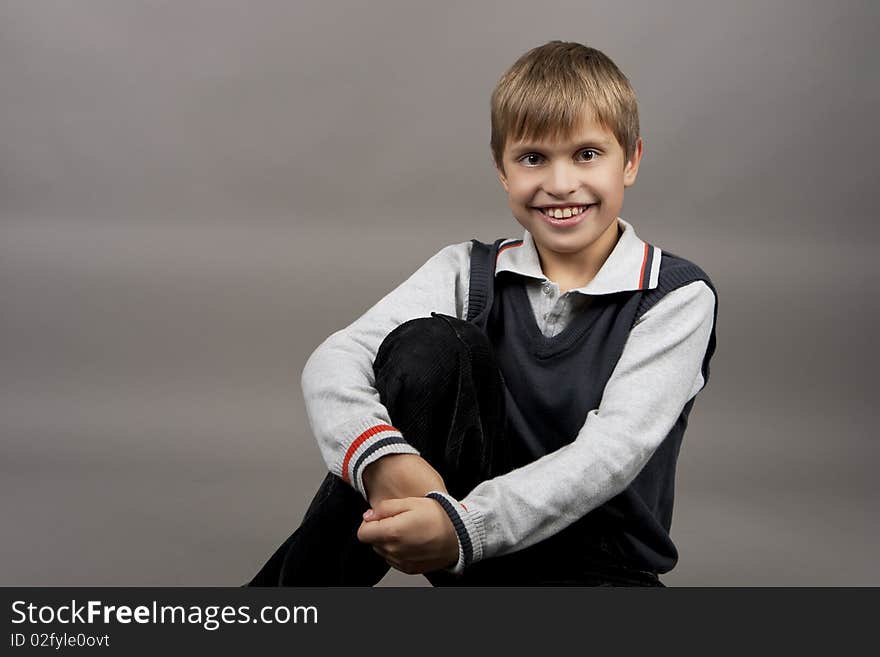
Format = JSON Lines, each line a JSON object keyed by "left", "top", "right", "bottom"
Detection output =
{"left": 535, "top": 219, "right": 622, "bottom": 293}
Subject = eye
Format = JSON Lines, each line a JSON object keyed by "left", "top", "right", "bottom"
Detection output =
{"left": 517, "top": 149, "right": 600, "bottom": 166}
{"left": 518, "top": 153, "right": 544, "bottom": 166}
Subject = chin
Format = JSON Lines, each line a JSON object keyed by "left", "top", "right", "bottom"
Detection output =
{"left": 545, "top": 240, "right": 595, "bottom": 254}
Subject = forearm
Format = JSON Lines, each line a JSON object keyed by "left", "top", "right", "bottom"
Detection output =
{"left": 362, "top": 453, "right": 448, "bottom": 507}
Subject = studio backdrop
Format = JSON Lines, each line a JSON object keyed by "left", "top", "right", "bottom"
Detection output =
{"left": 1, "top": 0, "right": 877, "bottom": 585}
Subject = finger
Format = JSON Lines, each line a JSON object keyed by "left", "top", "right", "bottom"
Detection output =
{"left": 374, "top": 543, "right": 444, "bottom": 575}
{"left": 372, "top": 546, "right": 406, "bottom": 573}
{"left": 357, "top": 520, "right": 384, "bottom": 545}
{"left": 371, "top": 544, "right": 396, "bottom": 560}
{"left": 364, "top": 498, "right": 413, "bottom": 521}
{"left": 358, "top": 515, "right": 404, "bottom": 545}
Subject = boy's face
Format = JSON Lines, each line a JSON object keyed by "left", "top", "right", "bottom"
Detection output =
{"left": 496, "top": 112, "right": 643, "bottom": 272}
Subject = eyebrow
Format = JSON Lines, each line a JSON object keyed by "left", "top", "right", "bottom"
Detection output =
{"left": 509, "top": 139, "right": 612, "bottom": 155}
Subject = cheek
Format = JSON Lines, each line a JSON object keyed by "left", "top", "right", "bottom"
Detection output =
{"left": 508, "top": 180, "right": 535, "bottom": 203}
{"left": 601, "top": 169, "right": 626, "bottom": 193}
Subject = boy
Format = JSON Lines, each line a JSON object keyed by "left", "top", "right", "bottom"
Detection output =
{"left": 248, "top": 41, "right": 718, "bottom": 586}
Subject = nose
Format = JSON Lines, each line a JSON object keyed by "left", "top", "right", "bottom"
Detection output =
{"left": 543, "top": 160, "right": 579, "bottom": 197}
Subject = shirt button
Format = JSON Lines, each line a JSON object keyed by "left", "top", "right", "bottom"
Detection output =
{"left": 542, "top": 283, "right": 553, "bottom": 295}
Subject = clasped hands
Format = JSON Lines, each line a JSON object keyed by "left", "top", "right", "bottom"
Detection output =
{"left": 357, "top": 454, "right": 460, "bottom": 575}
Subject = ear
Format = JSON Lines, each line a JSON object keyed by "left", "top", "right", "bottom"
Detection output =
{"left": 496, "top": 164, "right": 510, "bottom": 193}
{"left": 623, "top": 137, "right": 644, "bottom": 187}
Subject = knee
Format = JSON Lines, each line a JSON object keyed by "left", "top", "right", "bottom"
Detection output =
{"left": 373, "top": 314, "right": 498, "bottom": 403}
{"left": 373, "top": 315, "right": 464, "bottom": 384}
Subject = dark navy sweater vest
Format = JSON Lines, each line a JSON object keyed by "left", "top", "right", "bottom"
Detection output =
{"left": 466, "top": 238, "right": 719, "bottom": 574}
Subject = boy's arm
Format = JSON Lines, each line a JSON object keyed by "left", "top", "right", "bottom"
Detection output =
{"left": 301, "top": 241, "right": 472, "bottom": 501}
{"left": 362, "top": 453, "right": 448, "bottom": 507}
{"left": 427, "top": 280, "right": 717, "bottom": 574}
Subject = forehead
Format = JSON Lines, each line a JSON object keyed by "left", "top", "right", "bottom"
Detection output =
{"left": 506, "top": 112, "right": 617, "bottom": 152}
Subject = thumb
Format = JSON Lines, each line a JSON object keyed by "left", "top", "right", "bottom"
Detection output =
{"left": 363, "top": 498, "right": 411, "bottom": 521}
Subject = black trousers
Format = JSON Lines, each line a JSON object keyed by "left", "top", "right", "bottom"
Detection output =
{"left": 246, "top": 314, "right": 663, "bottom": 587}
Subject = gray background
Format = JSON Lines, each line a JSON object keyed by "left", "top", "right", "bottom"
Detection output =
{"left": 2, "top": 0, "right": 877, "bottom": 586}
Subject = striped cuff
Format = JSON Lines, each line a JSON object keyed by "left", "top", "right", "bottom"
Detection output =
{"left": 425, "top": 491, "right": 486, "bottom": 575}
{"left": 337, "top": 420, "right": 420, "bottom": 500}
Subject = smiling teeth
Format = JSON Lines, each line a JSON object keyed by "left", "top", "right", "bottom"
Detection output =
{"left": 541, "top": 206, "right": 588, "bottom": 219}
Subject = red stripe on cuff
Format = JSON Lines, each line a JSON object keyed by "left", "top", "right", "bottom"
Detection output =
{"left": 341, "top": 423, "right": 398, "bottom": 484}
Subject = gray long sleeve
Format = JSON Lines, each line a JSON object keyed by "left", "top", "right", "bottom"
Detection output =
{"left": 430, "top": 279, "right": 715, "bottom": 571}
{"left": 300, "top": 242, "right": 471, "bottom": 497}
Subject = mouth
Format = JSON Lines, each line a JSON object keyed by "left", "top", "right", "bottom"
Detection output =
{"left": 532, "top": 204, "right": 596, "bottom": 227}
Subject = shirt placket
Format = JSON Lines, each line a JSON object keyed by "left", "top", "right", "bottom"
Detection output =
{"left": 540, "top": 280, "right": 560, "bottom": 337}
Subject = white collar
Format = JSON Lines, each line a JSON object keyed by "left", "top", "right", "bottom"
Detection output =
{"left": 494, "top": 217, "right": 661, "bottom": 295}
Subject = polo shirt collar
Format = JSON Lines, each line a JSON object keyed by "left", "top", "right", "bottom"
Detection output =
{"left": 494, "top": 217, "right": 661, "bottom": 295}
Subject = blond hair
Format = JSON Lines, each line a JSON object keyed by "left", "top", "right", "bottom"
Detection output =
{"left": 490, "top": 41, "right": 640, "bottom": 173}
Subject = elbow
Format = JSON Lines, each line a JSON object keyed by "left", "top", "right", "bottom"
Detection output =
{"left": 601, "top": 434, "right": 660, "bottom": 491}
{"left": 300, "top": 329, "right": 356, "bottom": 395}
{"left": 300, "top": 348, "right": 318, "bottom": 391}
{"left": 301, "top": 338, "right": 333, "bottom": 395}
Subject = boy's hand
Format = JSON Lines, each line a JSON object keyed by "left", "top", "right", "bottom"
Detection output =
{"left": 356, "top": 497, "right": 459, "bottom": 575}
{"left": 362, "top": 454, "right": 448, "bottom": 507}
